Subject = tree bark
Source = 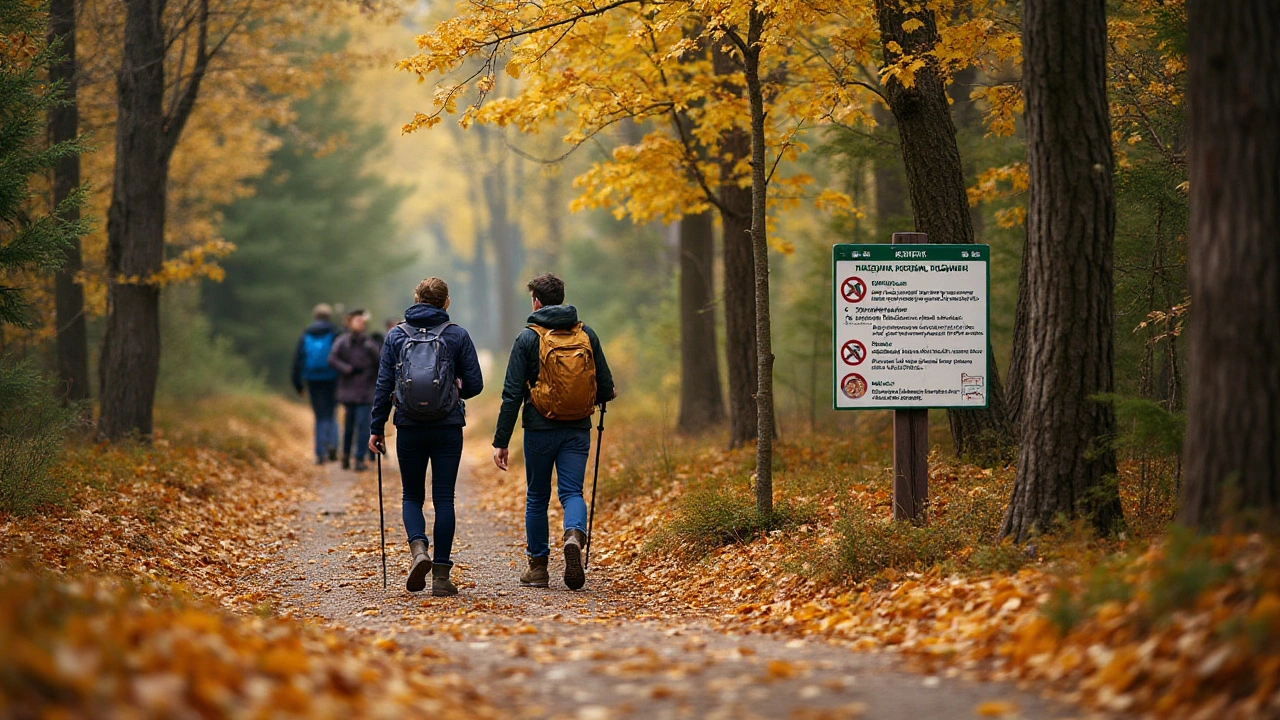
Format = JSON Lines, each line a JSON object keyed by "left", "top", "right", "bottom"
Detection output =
{"left": 479, "top": 127, "right": 521, "bottom": 346}
{"left": 713, "top": 44, "right": 759, "bottom": 449}
{"left": 741, "top": 10, "right": 775, "bottom": 516}
{"left": 871, "top": 103, "right": 908, "bottom": 236}
{"left": 99, "top": 0, "right": 169, "bottom": 440}
{"left": 48, "top": 0, "right": 89, "bottom": 404}
{"left": 873, "top": 0, "right": 1015, "bottom": 462}
{"left": 1000, "top": 0, "right": 1123, "bottom": 541}
{"left": 99, "top": 0, "right": 210, "bottom": 441}
{"left": 677, "top": 210, "right": 726, "bottom": 432}
{"left": 1179, "top": 0, "right": 1280, "bottom": 530}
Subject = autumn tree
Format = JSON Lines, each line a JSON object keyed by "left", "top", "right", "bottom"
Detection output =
{"left": 1001, "top": 0, "right": 1123, "bottom": 540}
{"left": 677, "top": 210, "right": 726, "bottom": 431}
{"left": 1178, "top": 0, "right": 1280, "bottom": 530}
{"left": 871, "top": 0, "right": 1015, "bottom": 461}
{"left": 47, "top": 0, "right": 89, "bottom": 403}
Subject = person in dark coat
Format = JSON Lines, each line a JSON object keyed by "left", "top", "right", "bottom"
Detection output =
{"left": 291, "top": 303, "right": 340, "bottom": 464}
{"left": 329, "top": 308, "right": 381, "bottom": 472}
{"left": 492, "top": 274, "right": 616, "bottom": 591}
{"left": 369, "top": 278, "right": 484, "bottom": 596}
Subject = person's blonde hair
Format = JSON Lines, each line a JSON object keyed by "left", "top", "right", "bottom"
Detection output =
{"left": 414, "top": 277, "right": 449, "bottom": 308}
{"left": 312, "top": 303, "right": 332, "bottom": 320}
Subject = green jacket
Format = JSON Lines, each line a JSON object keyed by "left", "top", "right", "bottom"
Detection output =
{"left": 492, "top": 305, "right": 615, "bottom": 448}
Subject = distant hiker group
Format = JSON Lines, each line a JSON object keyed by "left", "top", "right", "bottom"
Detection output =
{"left": 294, "top": 274, "right": 615, "bottom": 597}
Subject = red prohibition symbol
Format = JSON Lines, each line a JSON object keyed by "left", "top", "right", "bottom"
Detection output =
{"left": 840, "top": 339, "right": 867, "bottom": 366}
{"left": 841, "top": 276, "right": 867, "bottom": 304}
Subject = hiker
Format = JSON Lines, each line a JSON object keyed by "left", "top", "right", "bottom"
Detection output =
{"left": 492, "top": 274, "right": 616, "bottom": 591}
{"left": 329, "top": 308, "right": 381, "bottom": 472}
{"left": 369, "top": 278, "right": 483, "bottom": 596}
{"left": 292, "top": 303, "right": 340, "bottom": 465}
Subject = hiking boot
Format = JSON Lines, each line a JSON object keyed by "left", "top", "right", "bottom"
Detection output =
{"left": 341, "top": 455, "right": 351, "bottom": 470}
{"left": 406, "top": 539, "right": 432, "bottom": 592}
{"left": 328, "top": 449, "right": 338, "bottom": 462}
{"left": 431, "top": 564, "right": 458, "bottom": 597}
{"left": 354, "top": 459, "right": 368, "bottom": 472}
{"left": 563, "top": 529, "right": 587, "bottom": 591}
{"left": 520, "top": 556, "right": 549, "bottom": 588}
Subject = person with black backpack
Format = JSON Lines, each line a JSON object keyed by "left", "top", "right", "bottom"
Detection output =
{"left": 368, "top": 278, "right": 483, "bottom": 596}
{"left": 492, "top": 274, "right": 616, "bottom": 591}
{"left": 292, "top": 303, "right": 341, "bottom": 465}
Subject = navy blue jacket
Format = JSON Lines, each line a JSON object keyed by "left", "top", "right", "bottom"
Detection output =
{"left": 371, "top": 304, "right": 483, "bottom": 435}
{"left": 291, "top": 319, "right": 339, "bottom": 392}
{"left": 492, "top": 305, "right": 615, "bottom": 449}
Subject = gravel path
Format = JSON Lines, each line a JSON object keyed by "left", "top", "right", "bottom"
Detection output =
{"left": 266, "top": 449, "right": 1091, "bottom": 720}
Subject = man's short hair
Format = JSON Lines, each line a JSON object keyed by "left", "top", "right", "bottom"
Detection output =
{"left": 414, "top": 277, "right": 449, "bottom": 308}
{"left": 312, "top": 303, "right": 332, "bottom": 320}
{"left": 345, "top": 307, "right": 366, "bottom": 320}
{"left": 527, "top": 274, "right": 565, "bottom": 306}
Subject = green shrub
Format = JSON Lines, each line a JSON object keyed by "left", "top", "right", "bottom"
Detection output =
{"left": 1146, "top": 525, "right": 1234, "bottom": 619}
{"left": 0, "top": 358, "right": 78, "bottom": 515}
{"left": 658, "top": 487, "right": 812, "bottom": 555}
{"left": 157, "top": 288, "right": 262, "bottom": 403}
{"left": 829, "top": 475, "right": 1012, "bottom": 582}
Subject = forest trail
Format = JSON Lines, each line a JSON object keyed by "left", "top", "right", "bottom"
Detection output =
{"left": 263, "top": 438, "right": 1086, "bottom": 720}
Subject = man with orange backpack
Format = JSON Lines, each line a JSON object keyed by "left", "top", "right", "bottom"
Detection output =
{"left": 493, "top": 274, "right": 616, "bottom": 591}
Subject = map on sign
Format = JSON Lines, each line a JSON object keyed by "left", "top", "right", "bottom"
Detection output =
{"left": 833, "top": 244, "right": 990, "bottom": 410}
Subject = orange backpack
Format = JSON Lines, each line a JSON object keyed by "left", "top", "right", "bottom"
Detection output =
{"left": 527, "top": 323, "right": 597, "bottom": 421}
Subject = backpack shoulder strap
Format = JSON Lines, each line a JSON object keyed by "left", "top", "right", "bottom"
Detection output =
{"left": 428, "top": 321, "right": 455, "bottom": 339}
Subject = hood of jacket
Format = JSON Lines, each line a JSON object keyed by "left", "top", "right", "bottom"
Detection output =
{"left": 528, "top": 304, "right": 580, "bottom": 330}
{"left": 305, "top": 319, "right": 338, "bottom": 336}
{"left": 404, "top": 303, "right": 450, "bottom": 328}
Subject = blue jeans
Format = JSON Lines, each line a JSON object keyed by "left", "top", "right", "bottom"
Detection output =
{"left": 307, "top": 380, "right": 338, "bottom": 461}
{"left": 342, "top": 403, "right": 372, "bottom": 460}
{"left": 397, "top": 424, "right": 463, "bottom": 566}
{"left": 524, "top": 428, "right": 590, "bottom": 558}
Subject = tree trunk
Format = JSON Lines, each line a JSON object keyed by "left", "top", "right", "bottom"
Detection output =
{"left": 1179, "top": 0, "right": 1280, "bottom": 530}
{"left": 48, "top": 0, "right": 89, "bottom": 404}
{"left": 742, "top": 11, "right": 775, "bottom": 516}
{"left": 677, "top": 210, "right": 726, "bottom": 432}
{"left": 713, "top": 45, "right": 759, "bottom": 449}
{"left": 1000, "top": 0, "right": 1123, "bottom": 541}
{"left": 98, "top": 0, "right": 168, "bottom": 440}
{"left": 479, "top": 128, "right": 521, "bottom": 345}
{"left": 873, "top": 0, "right": 1015, "bottom": 463}
{"left": 871, "top": 103, "right": 908, "bottom": 236}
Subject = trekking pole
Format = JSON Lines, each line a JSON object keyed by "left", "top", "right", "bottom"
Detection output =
{"left": 376, "top": 447, "right": 387, "bottom": 589}
{"left": 585, "top": 403, "right": 607, "bottom": 570}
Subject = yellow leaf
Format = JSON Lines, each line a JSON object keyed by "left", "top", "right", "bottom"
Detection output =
{"left": 902, "top": 18, "right": 924, "bottom": 33}
{"left": 973, "top": 700, "right": 1019, "bottom": 717}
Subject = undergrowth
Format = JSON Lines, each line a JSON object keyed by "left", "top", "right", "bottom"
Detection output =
{"left": 653, "top": 486, "right": 813, "bottom": 555}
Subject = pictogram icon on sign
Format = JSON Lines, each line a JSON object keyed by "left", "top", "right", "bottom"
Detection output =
{"left": 840, "top": 373, "right": 868, "bottom": 399}
{"left": 841, "top": 276, "right": 867, "bottom": 304}
{"left": 840, "top": 339, "right": 867, "bottom": 366}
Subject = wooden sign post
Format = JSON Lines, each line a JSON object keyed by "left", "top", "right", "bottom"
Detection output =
{"left": 832, "top": 232, "right": 990, "bottom": 525}
{"left": 890, "top": 232, "right": 929, "bottom": 523}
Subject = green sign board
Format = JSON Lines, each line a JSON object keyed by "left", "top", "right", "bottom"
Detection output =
{"left": 832, "top": 244, "right": 991, "bottom": 410}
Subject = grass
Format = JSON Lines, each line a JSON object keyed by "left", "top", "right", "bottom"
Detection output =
{"left": 654, "top": 485, "right": 814, "bottom": 555}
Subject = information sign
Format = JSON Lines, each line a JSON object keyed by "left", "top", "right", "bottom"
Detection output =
{"left": 833, "top": 244, "right": 990, "bottom": 410}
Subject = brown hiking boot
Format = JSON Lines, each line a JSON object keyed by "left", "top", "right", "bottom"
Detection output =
{"left": 520, "top": 555, "right": 549, "bottom": 587}
{"left": 406, "top": 539, "right": 432, "bottom": 592}
{"left": 563, "top": 529, "right": 587, "bottom": 590}
{"left": 431, "top": 564, "right": 458, "bottom": 597}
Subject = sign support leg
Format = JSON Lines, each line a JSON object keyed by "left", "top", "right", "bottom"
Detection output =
{"left": 890, "top": 231, "right": 929, "bottom": 523}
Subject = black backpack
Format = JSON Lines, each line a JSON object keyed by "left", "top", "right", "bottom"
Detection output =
{"left": 393, "top": 322, "right": 459, "bottom": 422}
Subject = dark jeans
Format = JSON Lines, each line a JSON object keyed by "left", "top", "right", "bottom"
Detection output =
{"left": 397, "top": 424, "right": 463, "bottom": 566}
{"left": 307, "top": 380, "right": 338, "bottom": 461}
{"left": 524, "top": 427, "right": 591, "bottom": 558}
{"left": 342, "top": 403, "right": 372, "bottom": 460}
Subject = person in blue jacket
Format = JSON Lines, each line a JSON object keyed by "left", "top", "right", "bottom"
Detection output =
{"left": 291, "top": 303, "right": 340, "bottom": 465}
{"left": 369, "top": 278, "right": 483, "bottom": 596}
